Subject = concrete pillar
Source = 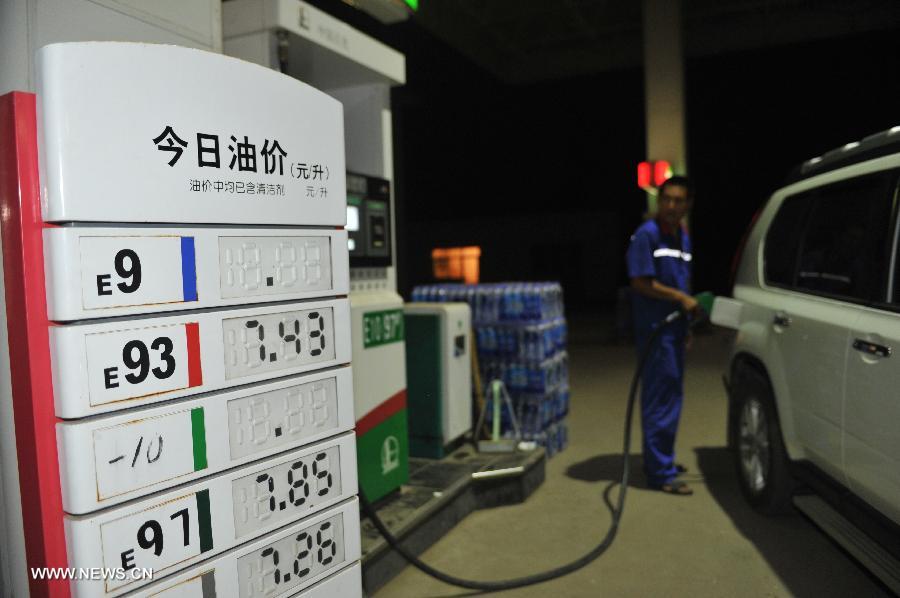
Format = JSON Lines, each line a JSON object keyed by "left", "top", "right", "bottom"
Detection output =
{"left": 643, "top": 0, "right": 686, "bottom": 215}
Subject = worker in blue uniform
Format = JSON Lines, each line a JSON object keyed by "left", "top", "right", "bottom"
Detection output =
{"left": 626, "top": 175, "right": 699, "bottom": 495}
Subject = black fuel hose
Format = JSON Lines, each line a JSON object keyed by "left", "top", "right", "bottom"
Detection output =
{"left": 358, "top": 308, "right": 689, "bottom": 592}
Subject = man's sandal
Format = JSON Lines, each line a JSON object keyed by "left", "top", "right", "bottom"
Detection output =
{"left": 652, "top": 480, "right": 693, "bottom": 496}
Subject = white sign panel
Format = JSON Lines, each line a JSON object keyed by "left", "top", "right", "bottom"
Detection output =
{"left": 124, "top": 503, "right": 361, "bottom": 598}
{"left": 57, "top": 366, "right": 354, "bottom": 514}
{"left": 93, "top": 411, "right": 194, "bottom": 503}
{"left": 50, "top": 299, "right": 351, "bottom": 418}
{"left": 37, "top": 42, "right": 346, "bottom": 226}
{"left": 44, "top": 227, "right": 349, "bottom": 320}
{"left": 85, "top": 323, "right": 193, "bottom": 405}
{"left": 66, "top": 435, "right": 358, "bottom": 597}
{"left": 291, "top": 563, "right": 362, "bottom": 598}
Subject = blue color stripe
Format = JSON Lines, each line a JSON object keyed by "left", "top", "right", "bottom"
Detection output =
{"left": 181, "top": 237, "right": 198, "bottom": 301}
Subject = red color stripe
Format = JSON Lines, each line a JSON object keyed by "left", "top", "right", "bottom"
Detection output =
{"left": 356, "top": 389, "right": 407, "bottom": 437}
{"left": 0, "top": 93, "right": 69, "bottom": 597}
{"left": 185, "top": 322, "right": 203, "bottom": 387}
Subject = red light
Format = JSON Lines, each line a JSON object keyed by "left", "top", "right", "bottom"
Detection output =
{"left": 653, "top": 161, "right": 671, "bottom": 187}
{"left": 637, "top": 162, "right": 652, "bottom": 189}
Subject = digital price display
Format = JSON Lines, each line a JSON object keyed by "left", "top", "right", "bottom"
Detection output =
{"left": 112, "top": 501, "right": 361, "bottom": 598}
{"left": 228, "top": 376, "right": 340, "bottom": 460}
{"left": 57, "top": 367, "right": 353, "bottom": 514}
{"left": 51, "top": 299, "right": 351, "bottom": 418}
{"left": 232, "top": 446, "right": 341, "bottom": 538}
{"left": 220, "top": 236, "right": 331, "bottom": 299}
{"left": 65, "top": 434, "right": 357, "bottom": 597}
{"left": 43, "top": 228, "right": 349, "bottom": 321}
{"left": 223, "top": 308, "right": 335, "bottom": 380}
{"left": 237, "top": 514, "right": 343, "bottom": 597}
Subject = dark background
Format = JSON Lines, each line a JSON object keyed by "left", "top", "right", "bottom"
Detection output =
{"left": 307, "top": 1, "right": 900, "bottom": 313}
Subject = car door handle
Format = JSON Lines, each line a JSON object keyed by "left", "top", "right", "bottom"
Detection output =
{"left": 852, "top": 339, "right": 892, "bottom": 358}
{"left": 773, "top": 312, "right": 792, "bottom": 328}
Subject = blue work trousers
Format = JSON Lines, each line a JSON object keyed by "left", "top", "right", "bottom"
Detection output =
{"left": 635, "top": 324, "right": 685, "bottom": 486}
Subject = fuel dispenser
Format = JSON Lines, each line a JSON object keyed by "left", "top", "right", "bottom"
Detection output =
{"left": 0, "top": 43, "right": 361, "bottom": 597}
{"left": 403, "top": 303, "right": 473, "bottom": 458}
{"left": 345, "top": 172, "right": 408, "bottom": 500}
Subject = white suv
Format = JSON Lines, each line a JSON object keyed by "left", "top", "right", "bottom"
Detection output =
{"left": 716, "top": 127, "right": 900, "bottom": 567}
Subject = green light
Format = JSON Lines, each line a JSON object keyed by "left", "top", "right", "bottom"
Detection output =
{"left": 404, "top": 0, "right": 418, "bottom": 11}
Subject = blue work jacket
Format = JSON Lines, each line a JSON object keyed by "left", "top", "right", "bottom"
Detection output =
{"left": 626, "top": 219, "right": 692, "bottom": 334}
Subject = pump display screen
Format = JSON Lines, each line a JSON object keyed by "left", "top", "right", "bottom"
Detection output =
{"left": 346, "top": 172, "right": 391, "bottom": 267}
{"left": 237, "top": 514, "right": 346, "bottom": 597}
{"left": 219, "top": 237, "right": 332, "bottom": 299}
{"left": 227, "top": 377, "right": 339, "bottom": 459}
{"left": 231, "top": 446, "right": 341, "bottom": 538}
{"left": 222, "top": 308, "right": 335, "bottom": 380}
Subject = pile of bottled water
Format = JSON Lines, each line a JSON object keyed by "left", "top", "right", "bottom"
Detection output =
{"left": 412, "top": 282, "right": 564, "bottom": 324}
{"left": 411, "top": 282, "right": 570, "bottom": 457}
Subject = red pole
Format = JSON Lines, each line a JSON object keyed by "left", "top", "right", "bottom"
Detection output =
{"left": 0, "top": 91, "right": 70, "bottom": 597}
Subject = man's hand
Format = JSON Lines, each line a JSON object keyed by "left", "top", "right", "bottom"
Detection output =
{"left": 679, "top": 293, "right": 699, "bottom": 315}
{"left": 631, "top": 278, "right": 701, "bottom": 316}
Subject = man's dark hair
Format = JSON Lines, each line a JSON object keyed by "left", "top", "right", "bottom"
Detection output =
{"left": 658, "top": 175, "right": 693, "bottom": 200}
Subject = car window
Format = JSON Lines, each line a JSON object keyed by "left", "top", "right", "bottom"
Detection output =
{"left": 764, "top": 193, "right": 812, "bottom": 287}
{"left": 795, "top": 173, "right": 894, "bottom": 303}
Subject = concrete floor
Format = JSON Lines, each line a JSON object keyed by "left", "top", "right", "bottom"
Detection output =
{"left": 373, "top": 319, "right": 891, "bottom": 597}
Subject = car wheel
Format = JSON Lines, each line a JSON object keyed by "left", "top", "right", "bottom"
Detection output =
{"left": 730, "top": 365, "right": 794, "bottom": 514}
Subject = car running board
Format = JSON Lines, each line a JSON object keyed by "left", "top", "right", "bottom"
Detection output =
{"left": 793, "top": 494, "right": 900, "bottom": 594}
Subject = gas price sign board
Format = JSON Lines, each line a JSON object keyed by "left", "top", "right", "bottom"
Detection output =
{"left": 118, "top": 502, "right": 361, "bottom": 598}
{"left": 58, "top": 367, "right": 354, "bottom": 514}
{"left": 65, "top": 434, "right": 357, "bottom": 597}
{"left": 44, "top": 228, "right": 349, "bottom": 320}
{"left": 0, "top": 42, "right": 361, "bottom": 598}
{"left": 37, "top": 43, "right": 346, "bottom": 226}
{"left": 50, "top": 299, "right": 351, "bottom": 418}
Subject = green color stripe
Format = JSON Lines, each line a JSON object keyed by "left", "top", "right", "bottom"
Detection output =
{"left": 357, "top": 409, "right": 409, "bottom": 502}
{"left": 363, "top": 309, "right": 405, "bottom": 348}
{"left": 196, "top": 489, "right": 213, "bottom": 553}
{"left": 191, "top": 408, "right": 207, "bottom": 471}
